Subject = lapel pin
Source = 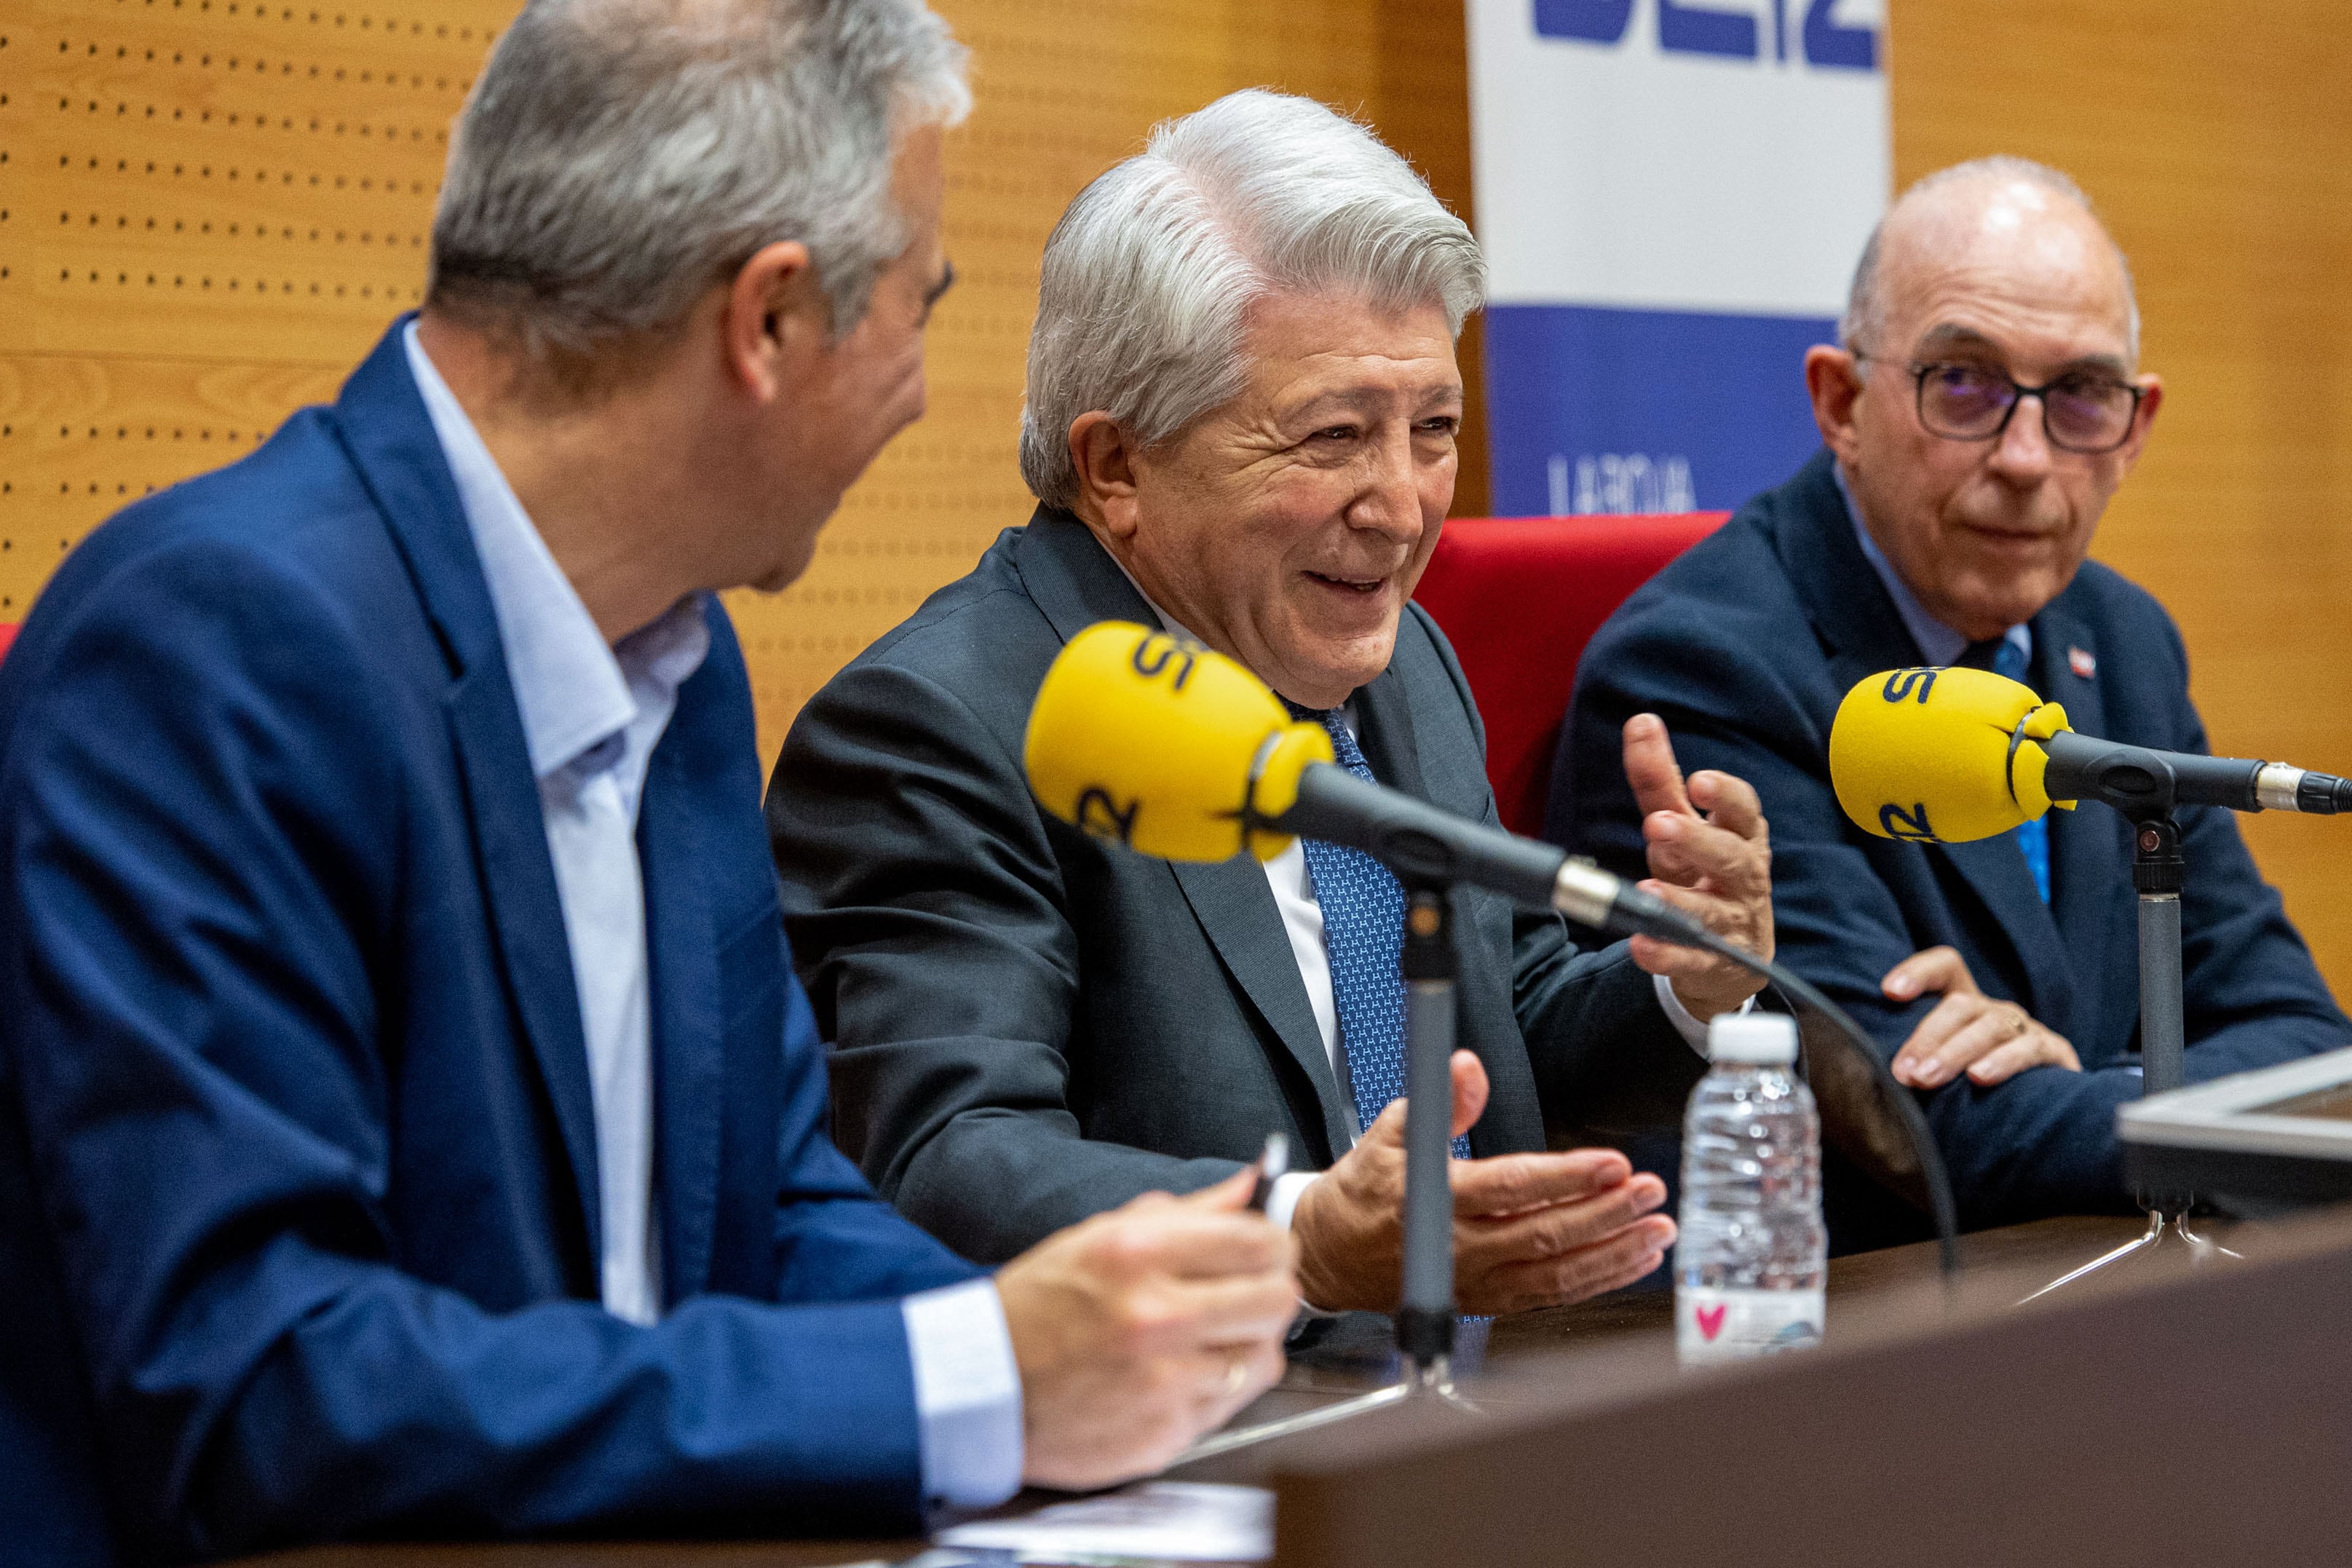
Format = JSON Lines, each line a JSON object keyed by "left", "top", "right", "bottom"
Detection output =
{"left": 2069, "top": 646, "right": 2096, "bottom": 680}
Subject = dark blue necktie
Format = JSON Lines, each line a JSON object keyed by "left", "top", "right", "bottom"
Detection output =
{"left": 1975, "top": 638, "right": 2051, "bottom": 904}
{"left": 1295, "top": 708, "right": 1471, "bottom": 1158}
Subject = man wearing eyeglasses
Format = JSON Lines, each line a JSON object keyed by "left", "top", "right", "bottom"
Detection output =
{"left": 1552, "top": 157, "right": 2350, "bottom": 1243}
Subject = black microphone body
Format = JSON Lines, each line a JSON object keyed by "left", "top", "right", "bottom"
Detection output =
{"left": 1270, "top": 761, "right": 1707, "bottom": 945}
{"left": 2040, "top": 731, "right": 2352, "bottom": 820}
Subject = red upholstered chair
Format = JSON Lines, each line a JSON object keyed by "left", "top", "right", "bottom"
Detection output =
{"left": 1411, "top": 512, "right": 1728, "bottom": 837}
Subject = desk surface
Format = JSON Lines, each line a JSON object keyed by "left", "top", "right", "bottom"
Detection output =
{"left": 229, "top": 1213, "right": 2157, "bottom": 1567}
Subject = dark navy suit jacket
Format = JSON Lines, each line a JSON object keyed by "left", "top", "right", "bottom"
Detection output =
{"left": 1553, "top": 451, "right": 2350, "bottom": 1235}
{"left": 0, "top": 323, "right": 982, "bottom": 1564}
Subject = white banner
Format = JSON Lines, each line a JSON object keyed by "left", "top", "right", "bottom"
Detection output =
{"left": 1467, "top": 0, "right": 1890, "bottom": 515}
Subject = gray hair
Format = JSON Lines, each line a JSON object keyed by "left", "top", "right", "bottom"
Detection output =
{"left": 428, "top": 0, "right": 968, "bottom": 357}
{"left": 1018, "top": 90, "right": 1486, "bottom": 509}
{"left": 1842, "top": 154, "right": 2140, "bottom": 363}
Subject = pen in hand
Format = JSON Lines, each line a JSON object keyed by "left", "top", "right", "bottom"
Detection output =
{"left": 1246, "top": 1131, "right": 1288, "bottom": 1213}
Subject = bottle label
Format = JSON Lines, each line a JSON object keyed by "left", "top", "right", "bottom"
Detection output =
{"left": 1676, "top": 1286, "right": 1826, "bottom": 1366}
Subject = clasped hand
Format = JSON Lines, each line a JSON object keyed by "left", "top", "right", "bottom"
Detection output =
{"left": 1885, "top": 945, "right": 2080, "bottom": 1088}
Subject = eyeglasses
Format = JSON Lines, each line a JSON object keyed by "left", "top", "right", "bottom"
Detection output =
{"left": 1855, "top": 352, "right": 2145, "bottom": 455}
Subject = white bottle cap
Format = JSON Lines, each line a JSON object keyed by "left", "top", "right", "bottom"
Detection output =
{"left": 1708, "top": 1011, "right": 1797, "bottom": 1065}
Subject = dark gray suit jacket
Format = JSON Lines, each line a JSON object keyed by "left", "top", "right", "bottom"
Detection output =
{"left": 767, "top": 509, "right": 1697, "bottom": 1262}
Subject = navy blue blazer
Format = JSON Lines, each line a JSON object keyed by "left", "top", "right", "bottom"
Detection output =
{"left": 1552, "top": 450, "right": 2351, "bottom": 1234}
{"left": 0, "top": 322, "right": 982, "bottom": 1564}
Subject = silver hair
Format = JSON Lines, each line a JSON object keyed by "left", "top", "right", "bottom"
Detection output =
{"left": 428, "top": 0, "right": 968, "bottom": 356}
{"left": 1017, "top": 90, "right": 1486, "bottom": 510}
{"left": 1841, "top": 154, "right": 2141, "bottom": 363}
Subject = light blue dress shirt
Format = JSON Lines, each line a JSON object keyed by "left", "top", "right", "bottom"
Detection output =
{"left": 401, "top": 323, "right": 1021, "bottom": 1509}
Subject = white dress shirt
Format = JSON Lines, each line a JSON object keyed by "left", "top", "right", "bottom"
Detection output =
{"left": 1106, "top": 570, "right": 1720, "bottom": 1230}
{"left": 402, "top": 324, "right": 1021, "bottom": 1508}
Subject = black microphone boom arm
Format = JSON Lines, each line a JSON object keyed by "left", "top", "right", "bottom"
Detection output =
{"left": 1273, "top": 764, "right": 1567, "bottom": 905}
{"left": 2040, "top": 731, "right": 2352, "bottom": 820}
{"left": 1274, "top": 765, "right": 1704, "bottom": 943}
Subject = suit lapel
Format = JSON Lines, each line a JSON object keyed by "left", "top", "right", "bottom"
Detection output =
{"left": 1168, "top": 859, "right": 1358, "bottom": 1159}
{"left": 639, "top": 732, "right": 724, "bottom": 1302}
{"left": 331, "top": 319, "right": 605, "bottom": 1267}
{"left": 1775, "top": 453, "right": 2074, "bottom": 1023}
{"left": 1353, "top": 665, "right": 1427, "bottom": 799}
{"left": 1936, "top": 836, "right": 2075, "bottom": 1026}
{"left": 1014, "top": 512, "right": 1355, "bottom": 1157}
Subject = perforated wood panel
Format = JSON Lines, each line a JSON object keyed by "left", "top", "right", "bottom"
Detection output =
{"left": 1888, "top": 0, "right": 2352, "bottom": 994}
{"left": 0, "top": 0, "right": 520, "bottom": 620}
{"left": 0, "top": 0, "right": 1481, "bottom": 778}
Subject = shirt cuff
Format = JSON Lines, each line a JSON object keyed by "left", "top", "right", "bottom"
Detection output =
{"left": 901, "top": 1278, "right": 1023, "bottom": 1510}
{"left": 1264, "top": 1171, "right": 1346, "bottom": 1321}
{"left": 1655, "top": 970, "right": 1754, "bottom": 1055}
{"left": 1264, "top": 1169, "right": 1319, "bottom": 1233}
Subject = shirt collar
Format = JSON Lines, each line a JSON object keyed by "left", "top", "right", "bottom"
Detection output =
{"left": 403, "top": 322, "right": 708, "bottom": 780}
{"left": 1834, "top": 462, "right": 2030, "bottom": 672}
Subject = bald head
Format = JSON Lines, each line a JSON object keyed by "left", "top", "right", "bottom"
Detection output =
{"left": 1842, "top": 157, "right": 2139, "bottom": 368}
{"left": 1803, "top": 155, "right": 2163, "bottom": 644}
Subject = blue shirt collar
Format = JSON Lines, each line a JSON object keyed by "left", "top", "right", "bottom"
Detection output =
{"left": 1834, "top": 462, "right": 2030, "bottom": 673}
{"left": 402, "top": 322, "right": 709, "bottom": 783}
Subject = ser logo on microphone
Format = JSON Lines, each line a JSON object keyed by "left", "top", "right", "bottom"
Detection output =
{"left": 1874, "top": 668, "right": 1942, "bottom": 842}
{"left": 1129, "top": 630, "right": 1200, "bottom": 692}
{"left": 1073, "top": 787, "right": 1139, "bottom": 847}
{"left": 1880, "top": 668, "right": 1938, "bottom": 705}
{"left": 1879, "top": 801, "right": 1937, "bottom": 843}
{"left": 1064, "top": 631, "right": 1211, "bottom": 849}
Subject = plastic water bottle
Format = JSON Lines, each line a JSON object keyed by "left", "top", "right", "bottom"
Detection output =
{"left": 1676, "top": 1013, "right": 1827, "bottom": 1366}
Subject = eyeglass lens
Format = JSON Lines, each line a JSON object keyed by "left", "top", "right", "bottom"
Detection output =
{"left": 1917, "top": 364, "right": 2136, "bottom": 452}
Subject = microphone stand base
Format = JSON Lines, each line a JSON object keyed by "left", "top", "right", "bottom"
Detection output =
{"left": 1168, "top": 1349, "right": 1486, "bottom": 1468}
{"left": 2014, "top": 1206, "right": 2244, "bottom": 1306}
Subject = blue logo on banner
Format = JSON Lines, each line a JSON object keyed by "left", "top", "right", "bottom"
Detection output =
{"left": 1532, "top": 0, "right": 1876, "bottom": 68}
{"left": 1483, "top": 304, "right": 1835, "bottom": 517}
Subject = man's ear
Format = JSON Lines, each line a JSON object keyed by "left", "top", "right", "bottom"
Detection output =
{"left": 1805, "top": 344, "right": 1866, "bottom": 467}
{"left": 2116, "top": 373, "right": 2163, "bottom": 474}
{"left": 1066, "top": 411, "right": 1142, "bottom": 539}
{"left": 724, "top": 240, "right": 823, "bottom": 403}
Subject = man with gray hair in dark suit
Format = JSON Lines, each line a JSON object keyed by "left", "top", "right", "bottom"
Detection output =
{"left": 769, "top": 89, "right": 1777, "bottom": 1318}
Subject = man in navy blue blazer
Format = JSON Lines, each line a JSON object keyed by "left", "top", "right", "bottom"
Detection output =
{"left": 0, "top": 1, "right": 1296, "bottom": 1561}
{"left": 1554, "top": 157, "right": 2351, "bottom": 1242}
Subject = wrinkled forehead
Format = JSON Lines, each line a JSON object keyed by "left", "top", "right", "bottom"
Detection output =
{"left": 1877, "top": 179, "right": 2137, "bottom": 365}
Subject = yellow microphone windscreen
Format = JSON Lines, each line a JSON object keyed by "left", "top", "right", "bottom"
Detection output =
{"left": 1023, "top": 622, "right": 1334, "bottom": 863}
{"left": 1829, "top": 666, "right": 2076, "bottom": 844}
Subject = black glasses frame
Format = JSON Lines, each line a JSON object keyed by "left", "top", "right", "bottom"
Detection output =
{"left": 1854, "top": 351, "right": 2146, "bottom": 456}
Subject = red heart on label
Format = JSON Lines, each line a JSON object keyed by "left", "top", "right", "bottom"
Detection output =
{"left": 1695, "top": 1303, "right": 1727, "bottom": 1341}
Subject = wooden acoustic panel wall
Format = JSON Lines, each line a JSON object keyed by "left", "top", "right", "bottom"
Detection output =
{"left": 0, "top": 0, "right": 1480, "bottom": 778}
{"left": 1888, "top": 1, "right": 2352, "bottom": 993}
{"left": 0, "top": 0, "right": 520, "bottom": 619}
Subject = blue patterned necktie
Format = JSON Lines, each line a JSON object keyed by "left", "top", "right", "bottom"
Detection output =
{"left": 1974, "top": 638, "right": 2052, "bottom": 904}
{"left": 1294, "top": 708, "right": 1472, "bottom": 1158}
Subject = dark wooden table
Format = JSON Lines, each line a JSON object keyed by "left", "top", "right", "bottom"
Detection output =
{"left": 230, "top": 1213, "right": 2167, "bottom": 1567}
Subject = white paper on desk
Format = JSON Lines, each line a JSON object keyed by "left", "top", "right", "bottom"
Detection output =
{"left": 935, "top": 1481, "right": 1272, "bottom": 1564}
